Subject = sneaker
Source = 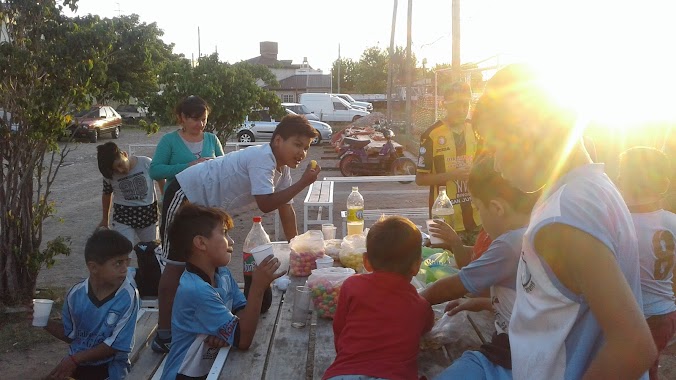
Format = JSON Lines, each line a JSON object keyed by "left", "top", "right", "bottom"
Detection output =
{"left": 151, "top": 334, "right": 171, "bottom": 353}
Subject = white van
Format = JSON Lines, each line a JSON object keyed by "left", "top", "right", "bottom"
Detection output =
{"left": 299, "top": 93, "right": 369, "bottom": 123}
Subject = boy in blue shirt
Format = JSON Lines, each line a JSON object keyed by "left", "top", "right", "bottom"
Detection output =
{"left": 160, "top": 204, "right": 283, "bottom": 380}
{"left": 41, "top": 229, "right": 139, "bottom": 380}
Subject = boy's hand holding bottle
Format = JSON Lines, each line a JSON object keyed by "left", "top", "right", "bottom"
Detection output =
{"left": 251, "top": 255, "right": 285, "bottom": 291}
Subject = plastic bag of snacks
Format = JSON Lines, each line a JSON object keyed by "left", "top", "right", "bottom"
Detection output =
{"left": 307, "top": 267, "right": 355, "bottom": 319}
{"left": 418, "top": 251, "right": 459, "bottom": 284}
{"left": 339, "top": 234, "right": 367, "bottom": 272}
{"left": 324, "top": 239, "right": 343, "bottom": 261}
{"left": 289, "top": 230, "right": 325, "bottom": 276}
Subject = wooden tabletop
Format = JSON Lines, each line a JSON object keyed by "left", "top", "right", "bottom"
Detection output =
{"left": 322, "top": 175, "right": 416, "bottom": 183}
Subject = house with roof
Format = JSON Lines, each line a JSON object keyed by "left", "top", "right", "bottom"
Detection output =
{"left": 243, "top": 41, "right": 331, "bottom": 103}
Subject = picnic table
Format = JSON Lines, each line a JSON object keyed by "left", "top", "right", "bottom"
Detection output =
{"left": 323, "top": 175, "right": 416, "bottom": 183}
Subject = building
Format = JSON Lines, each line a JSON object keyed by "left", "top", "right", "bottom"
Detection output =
{"left": 244, "top": 41, "right": 331, "bottom": 103}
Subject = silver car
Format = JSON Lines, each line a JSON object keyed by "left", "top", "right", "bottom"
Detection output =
{"left": 236, "top": 109, "right": 332, "bottom": 145}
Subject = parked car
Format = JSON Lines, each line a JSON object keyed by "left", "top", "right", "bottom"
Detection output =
{"left": 116, "top": 104, "right": 147, "bottom": 120}
{"left": 333, "top": 94, "right": 373, "bottom": 111}
{"left": 281, "top": 102, "right": 320, "bottom": 121}
{"left": 67, "top": 105, "right": 122, "bottom": 143}
{"left": 299, "top": 93, "right": 369, "bottom": 123}
{"left": 236, "top": 109, "right": 332, "bottom": 145}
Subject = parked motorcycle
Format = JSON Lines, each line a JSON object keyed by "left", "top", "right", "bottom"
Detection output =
{"left": 338, "top": 125, "right": 416, "bottom": 184}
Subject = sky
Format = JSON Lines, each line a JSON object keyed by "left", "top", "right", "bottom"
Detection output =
{"left": 66, "top": 0, "right": 676, "bottom": 122}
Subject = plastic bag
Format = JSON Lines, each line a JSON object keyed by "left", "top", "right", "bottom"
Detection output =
{"left": 418, "top": 251, "right": 459, "bottom": 284}
{"left": 289, "top": 230, "right": 325, "bottom": 276}
{"left": 420, "top": 309, "right": 495, "bottom": 361}
{"left": 339, "top": 234, "right": 367, "bottom": 272}
{"left": 307, "top": 267, "right": 356, "bottom": 319}
{"left": 324, "top": 239, "right": 343, "bottom": 261}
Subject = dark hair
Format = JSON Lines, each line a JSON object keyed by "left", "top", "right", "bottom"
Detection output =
{"left": 444, "top": 81, "right": 472, "bottom": 100}
{"left": 366, "top": 216, "right": 422, "bottom": 275}
{"left": 271, "top": 114, "right": 318, "bottom": 142}
{"left": 96, "top": 142, "right": 123, "bottom": 179}
{"left": 619, "top": 146, "right": 670, "bottom": 196}
{"left": 85, "top": 229, "right": 133, "bottom": 264}
{"left": 168, "top": 203, "right": 235, "bottom": 261}
{"left": 468, "top": 153, "right": 538, "bottom": 214}
{"left": 175, "top": 95, "right": 210, "bottom": 120}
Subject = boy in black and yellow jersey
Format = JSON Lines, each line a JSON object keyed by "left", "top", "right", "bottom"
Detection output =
{"left": 416, "top": 82, "right": 481, "bottom": 243}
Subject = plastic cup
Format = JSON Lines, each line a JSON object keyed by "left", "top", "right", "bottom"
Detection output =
{"left": 426, "top": 219, "right": 444, "bottom": 245}
{"left": 32, "top": 299, "right": 54, "bottom": 327}
{"left": 346, "top": 221, "right": 364, "bottom": 236}
{"left": 322, "top": 224, "right": 337, "bottom": 240}
{"left": 251, "top": 244, "right": 274, "bottom": 266}
{"left": 271, "top": 242, "right": 291, "bottom": 276}
{"left": 315, "top": 256, "right": 334, "bottom": 269}
{"left": 291, "top": 285, "right": 312, "bottom": 328}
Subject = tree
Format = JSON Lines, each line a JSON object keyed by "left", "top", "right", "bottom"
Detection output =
{"left": 72, "top": 14, "right": 173, "bottom": 104}
{"left": 331, "top": 58, "right": 356, "bottom": 93}
{"left": 0, "top": 0, "right": 109, "bottom": 305}
{"left": 147, "top": 53, "right": 282, "bottom": 142}
{"left": 353, "top": 46, "right": 389, "bottom": 93}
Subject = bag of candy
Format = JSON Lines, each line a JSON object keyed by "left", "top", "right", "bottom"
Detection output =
{"left": 339, "top": 234, "right": 367, "bottom": 272}
{"left": 289, "top": 230, "right": 325, "bottom": 276}
{"left": 324, "top": 239, "right": 343, "bottom": 261}
{"left": 307, "top": 267, "right": 355, "bottom": 319}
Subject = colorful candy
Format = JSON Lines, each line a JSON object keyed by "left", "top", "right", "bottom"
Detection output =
{"left": 339, "top": 249, "right": 365, "bottom": 272}
{"left": 289, "top": 249, "right": 325, "bottom": 277}
{"left": 306, "top": 268, "right": 355, "bottom": 319}
{"left": 311, "top": 159, "right": 317, "bottom": 169}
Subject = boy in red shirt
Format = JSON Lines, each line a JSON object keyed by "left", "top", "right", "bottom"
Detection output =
{"left": 323, "top": 216, "right": 435, "bottom": 380}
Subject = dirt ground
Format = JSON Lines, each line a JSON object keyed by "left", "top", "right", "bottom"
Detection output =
{"left": 1, "top": 125, "right": 675, "bottom": 378}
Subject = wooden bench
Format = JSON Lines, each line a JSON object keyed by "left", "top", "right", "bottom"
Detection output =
{"left": 340, "top": 207, "right": 429, "bottom": 237}
{"left": 302, "top": 181, "right": 335, "bottom": 233}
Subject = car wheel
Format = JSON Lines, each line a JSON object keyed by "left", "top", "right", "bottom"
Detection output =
{"left": 111, "top": 126, "right": 120, "bottom": 139}
{"left": 352, "top": 115, "right": 362, "bottom": 122}
{"left": 339, "top": 155, "right": 360, "bottom": 177}
{"left": 238, "top": 131, "right": 254, "bottom": 143}
{"left": 89, "top": 129, "right": 99, "bottom": 143}
{"left": 311, "top": 130, "right": 321, "bottom": 145}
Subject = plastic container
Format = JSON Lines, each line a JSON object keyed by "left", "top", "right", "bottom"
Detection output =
{"left": 347, "top": 187, "right": 364, "bottom": 234}
{"left": 32, "top": 299, "right": 54, "bottom": 327}
{"left": 432, "top": 186, "right": 454, "bottom": 229}
{"left": 316, "top": 256, "right": 334, "bottom": 269}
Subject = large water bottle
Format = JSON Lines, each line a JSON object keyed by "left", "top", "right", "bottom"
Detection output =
{"left": 243, "top": 216, "right": 273, "bottom": 313}
{"left": 431, "top": 186, "right": 455, "bottom": 229}
{"left": 346, "top": 186, "right": 364, "bottom": 235}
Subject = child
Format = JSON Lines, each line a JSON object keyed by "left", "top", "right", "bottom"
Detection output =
{"left": 149, "top": 95, "right": 224, "bottom": 193}
{"left": 97, "top": 142, "right": 163, "bottom": 245}
{"left": 160, "top": 204, "right": 282, "bottom": 380}
{"left": 41, "top": 229, "right": 139, "bottom": 380}
{"left": 473, "top": 64, "right": 656, "bottom": 379}
{"left": 421, "top": 153, "right": 535, "bottom": 378}
{"left": 617, "top": 146, "right": 676, "bottom": 380}
{"left": 323, "top": 216, "right": 435, "bottom": 380}
{"left": 152, "top": 114, "right": 320, "bottom": 353}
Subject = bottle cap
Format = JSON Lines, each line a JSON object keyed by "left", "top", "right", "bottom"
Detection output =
{"left": 439, "top": 186, "right": 446, "bottom": 192}
{"left": 253, "top": 216, "right": 262, "bottom": 223}
{"left": 352, "top": 186, "right": 358, "bottom": 191}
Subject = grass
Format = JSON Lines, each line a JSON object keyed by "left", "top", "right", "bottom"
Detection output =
{"left": 0, "top": 287, "right": 67, "bottom": 352}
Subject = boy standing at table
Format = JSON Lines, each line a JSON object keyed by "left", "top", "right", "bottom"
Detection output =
{"left": 323, "top": 216, "right": 434, "bottom": 380}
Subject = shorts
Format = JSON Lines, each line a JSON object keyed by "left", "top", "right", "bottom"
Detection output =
{"left": 112, "top": 221, "right": 158, "bottom": 246}
{"left": 647, "top": 310, "right": 676, "bottom": 380}
{"left": 435, "top": 351, "right": 512, "bottom": 380}
{"left": 160, "top": 180, "right": 189, "bottom": 265}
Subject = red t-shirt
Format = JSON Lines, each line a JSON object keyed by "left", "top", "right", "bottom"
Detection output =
{"left": 323, "top": 271, "right": 435, "bottom": 380}
{"left": 471, "top": 228, "right": 492, "bottom": 262}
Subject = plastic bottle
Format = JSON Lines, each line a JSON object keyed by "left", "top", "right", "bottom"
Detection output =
{"left": 242, "top": 216, "right": 273, "bottom": 313}
{"left": 346, "top": 186, "right": 364, "bottom": 235}
{"left": 431, "top": 186, "right": 455, "bottom": 229}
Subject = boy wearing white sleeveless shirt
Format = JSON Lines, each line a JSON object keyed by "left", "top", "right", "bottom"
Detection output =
{"left": 618, "top": 147, "right": 676, "bottom": 380}
{"left": 473, "top": 65, "right": 656, "bottom": 380}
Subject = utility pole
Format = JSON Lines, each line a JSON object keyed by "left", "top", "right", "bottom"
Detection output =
{"left": 452, "top": 0, "right": 461, "bottom": 82}
{"left": 198, "top": 27, "right": 201, "bottom": 58}
{"left": 115, "top": 2, "right": 122, "bottom": 17}
{"left": 337, "top": 44, "right": 341, "bottom": 93}
{"left": 386, "top": 0, "right": 398, "bottom": 123}
{"left": 405, "top": 0, "right": 413, "bottom": 133}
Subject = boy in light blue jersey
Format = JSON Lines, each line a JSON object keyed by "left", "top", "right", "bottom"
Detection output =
{"left": 41, "top": 229, "right": 139, "bottom": 380}
{"left": 160, "top": 204, "right": 283, "bottom": 380}
{"left": 422, "top": 153, "right": 536, "bottom": 379}
{"left": 618, "top": 146, "right": 676, "bottom": 380}
{"left": 473, "top": 64, "right": 656, "bottom": 379}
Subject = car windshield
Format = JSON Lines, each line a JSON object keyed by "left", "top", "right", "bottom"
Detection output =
{"left": 75, "top": 109, "right": 98, "bottom": 118}
{"left": 342, "top": 94, "right": 356, "bottom": 103}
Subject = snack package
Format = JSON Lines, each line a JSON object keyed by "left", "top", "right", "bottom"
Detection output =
{"left": 419, "top": 309, "right": 495, "bottom": 360}
{"left": 339, "top": 234, "right": 367, "bottom": 272}
{"left": 289, "top": 230, "right": 325, "bottom": 276}
{"left": 307, "top": 267, "right": 355, "bottom": 319}
{"left": 324, "top": 239, "right": 343, "bottom": 261}
{"left": 418, "top": 251, "right": 459, "bottom": 284}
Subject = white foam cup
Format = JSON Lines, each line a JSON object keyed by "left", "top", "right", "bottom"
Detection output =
{"left": 322, "top": 224, "right": 337, "bottom": 240}
{"left": 251, "top": 244, "right": 274, "bottom": 265}
{"left": 426, "top": 219, "right": 444, "bottom": 245}
{"left": 32, "top": 299, "right": 54, "bottom": 327}
{"left": 315, "top": 256, "right": 334, "bottom": 269}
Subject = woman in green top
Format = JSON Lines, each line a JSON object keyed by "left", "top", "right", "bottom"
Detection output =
{"left": 149, "top": 96, "right": 224, "bottom": 193}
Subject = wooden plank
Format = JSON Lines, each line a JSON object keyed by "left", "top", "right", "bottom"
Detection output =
{"left": 206, "top": 346, "right": 232, "bottom": 380}
{"left": 218, "top": 289, "right": 284, "bottom": 380}
{"left": 130, "top": 309, "right": 159, "bottom": 364}
{"left": 263, "top": 277, "right": 312, "bottom": 380}
{"left": 323, "top": 175, "right": 415, "bottom": 183}
{"left": 311, "top": 314, "right": 336, "bottom": 379}
{"left": 151, "top": 356, "right": 168, "bottom": 380}
{"left": 128, "top": 347, "right": 165, "bottom": 380}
